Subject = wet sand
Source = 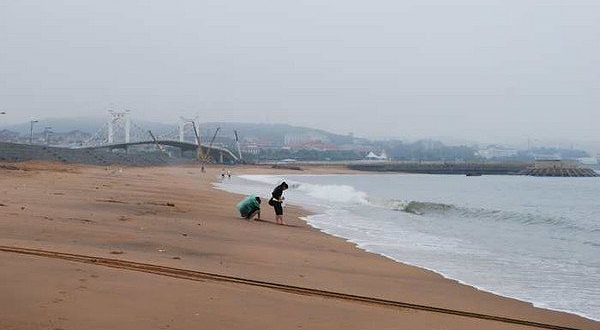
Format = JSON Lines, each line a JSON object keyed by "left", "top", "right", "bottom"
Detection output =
{"left": 0, "top": 162, "right": 598, "bottom": 330}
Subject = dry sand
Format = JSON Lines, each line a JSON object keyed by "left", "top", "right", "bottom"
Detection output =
{"left": 0, "top": 162, "right": 598, "bottom": 330}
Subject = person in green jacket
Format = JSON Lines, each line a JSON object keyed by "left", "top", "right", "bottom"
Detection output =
{"left": 236, "top": 195, "right": 261, "bottom": 220}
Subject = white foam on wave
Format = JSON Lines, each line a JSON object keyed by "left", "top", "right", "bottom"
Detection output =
{"left": 296, "top": 182, "right": 369, "bottom": 205}
{"left": 238, "top": 174, "right": 283, "bottom": 186}
{"left": 303, "top": 211, "right": 600, "bottom": 322}
{"left": 239, "top": 174, "right": 370, "bottom": 205}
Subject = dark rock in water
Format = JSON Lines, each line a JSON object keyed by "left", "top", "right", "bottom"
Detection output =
{"left": 465, "top": 172, "right": 482, "bottom": 176}
{"left": 519, "top": 160, "right": 598, "bottom": 177}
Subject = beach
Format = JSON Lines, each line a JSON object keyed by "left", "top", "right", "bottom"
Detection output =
{"left": 1, "top": 162, "right": 598, "bottom": 330}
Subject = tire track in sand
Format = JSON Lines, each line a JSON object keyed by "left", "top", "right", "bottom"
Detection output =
{"left": 0, "top": 245, "right": 585, "bottom": 330}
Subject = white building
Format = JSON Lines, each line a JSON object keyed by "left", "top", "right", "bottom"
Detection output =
{"left": 477, "top": 146, "right": 518, "bottom": 159}
{"left": 365, "top": 151, "right": 388, "bottom": 160}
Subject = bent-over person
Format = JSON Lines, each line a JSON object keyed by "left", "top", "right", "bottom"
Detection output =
{"left": 236, "top": 195, "right": 261, "bottom": 220}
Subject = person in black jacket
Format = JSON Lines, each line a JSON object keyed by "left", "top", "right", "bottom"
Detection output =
{"left": 269, "top": 182, "right": 289, "bottom": 225}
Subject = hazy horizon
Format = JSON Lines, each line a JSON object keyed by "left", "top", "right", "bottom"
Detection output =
{"left": 2, "top": 1, "right": 599, "bottom": 146}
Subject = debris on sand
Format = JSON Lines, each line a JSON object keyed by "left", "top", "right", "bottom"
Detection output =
{"left": 0, "top": 164, "right": 20, "bottom": 171}
{"left": 97, "top": 199, "right": 129, "bottom": 204}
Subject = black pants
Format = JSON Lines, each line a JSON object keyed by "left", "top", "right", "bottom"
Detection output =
{"left": 271, "top": 201, "right": 283, "bottom": 216}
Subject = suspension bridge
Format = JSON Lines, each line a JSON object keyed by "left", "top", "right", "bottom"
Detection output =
{"left": 0, "top": 111, "right": 240, "bottom": 165}
{"left": 82, "top": 111, "right": 239, "bottom": 164}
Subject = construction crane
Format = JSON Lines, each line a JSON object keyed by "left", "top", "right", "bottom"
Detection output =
{"left": 148, "top": 130, "right": 169, "bottom": 157}
{"left": 191, "top": 121, "right": 203, "bottom": 161}
{"left": 202, "top": 127, "right": 221, "bottom": 163}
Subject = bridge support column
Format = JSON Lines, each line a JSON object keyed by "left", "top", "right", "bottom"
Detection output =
{"left": 125, "top": 117, "right": 131, "bottom": 143}
{"left": 219, "top": 152, "right": 224, "bottom": 164}
{"left": 108, "top": 121, "right": 114, "bottom": 144}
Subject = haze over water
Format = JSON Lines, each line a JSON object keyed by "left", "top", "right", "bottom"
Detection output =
{"left": 217, "top": 173, "right": 600, "bottom": 321}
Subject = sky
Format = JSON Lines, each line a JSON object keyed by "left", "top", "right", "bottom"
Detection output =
{"left": 1, "top": 0, "right": 599, "bottom": 145}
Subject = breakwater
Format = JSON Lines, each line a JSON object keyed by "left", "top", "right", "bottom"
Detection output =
{"left": 348, "top": 161, "right": 528, "bottom": 175}
{"left": 348, "top": 161, "right": 598, "bottom": 177}
{"left": 0, "top": 142, "right": 173, "bottom": 166}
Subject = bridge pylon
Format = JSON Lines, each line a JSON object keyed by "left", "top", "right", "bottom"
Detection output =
{"left": 179, "top": 116, "right": 199, "bottom": 143}
{"left": 108, "top": 110, "right": 131, "bottom": 144}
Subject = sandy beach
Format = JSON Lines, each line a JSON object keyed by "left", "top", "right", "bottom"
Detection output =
{"left": 1, "top": 162, "right": 598, "bottom": 330}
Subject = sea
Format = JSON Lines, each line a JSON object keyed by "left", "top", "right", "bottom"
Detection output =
{"left": 215, "top": 173, "right": 600, "bottom": 321}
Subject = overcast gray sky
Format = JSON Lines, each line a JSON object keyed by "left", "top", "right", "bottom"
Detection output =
{"left": 1, "top": 0, "right": 599, "bottom": 144}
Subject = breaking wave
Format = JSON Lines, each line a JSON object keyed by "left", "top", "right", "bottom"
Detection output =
{"left": 239, "top": 175, "right": 370, "bottom": 205}
{"left": 380, "top": 199, "right": 592, "bottom": 232}
{"left": 239, "top": 175, "right": 593, "bottom": 232}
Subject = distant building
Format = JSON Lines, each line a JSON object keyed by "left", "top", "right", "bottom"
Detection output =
{"left": 532, "top": 153, "right": 561, "bottom": 161}
{"left": 477, "top": 145, "right": 518, "bottom": 159}
{"left": 365, "top": 151, "right": 388, "bottom": 160}
{"left": 241, "top": 143, "right": 261, "bottom": 155}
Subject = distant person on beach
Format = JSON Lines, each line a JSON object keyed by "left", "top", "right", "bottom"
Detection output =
{"left": 227, "top": 170, "right": 231, "bottom": 178}
{"left": 236, "top": 195, "right": 261, "bottom": 220}
{"left": 269, "top": 182, "right": 289, "bottom": 225}
{"left": 220, "top": 168, "right": 226, "bottom": 179}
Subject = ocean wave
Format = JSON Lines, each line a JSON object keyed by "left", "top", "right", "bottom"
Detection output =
{"left": 239, "top": 175, "right": 370, "bottom": 205}
{"left": 380, "top": 199, "right": 591, "bottom": 232}
{"left": 239, "top": 175, "right": 594, "bottom": 232}
{"left": 295, "top": 183, "right": 369, "bottom": 204}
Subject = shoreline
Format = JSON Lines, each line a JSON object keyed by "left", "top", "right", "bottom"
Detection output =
{"left": 216, "top": 169, "right": 600, "bottom": 323}
{"left": 1, "top": 162, "right": 598, "bottom": 329}
{"left": 304, "top": 219, "right": 599, "bottom": 323}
